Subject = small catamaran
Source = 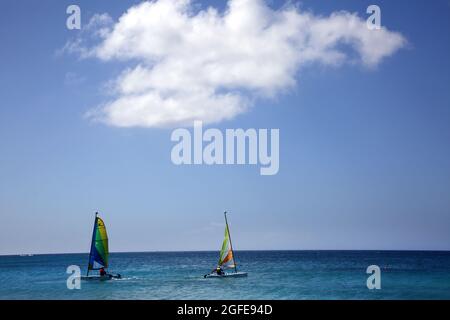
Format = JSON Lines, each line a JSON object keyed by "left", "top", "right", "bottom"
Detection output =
{"left": 204, "top": 211, "right": 247, "bottom": 278}
{"left": 81, "top": 212, "right": 121, "bottom": 281}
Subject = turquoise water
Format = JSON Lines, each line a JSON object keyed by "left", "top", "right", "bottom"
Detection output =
{"left": 1, "top": 251, "right": 449, "bottom": 299}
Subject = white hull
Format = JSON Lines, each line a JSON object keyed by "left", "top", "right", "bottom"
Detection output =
{"left": 80, "top": 274, "right": 121, "bottom": 281}
{"left": 204, "top": 272, "right": 248, "bottom": 278}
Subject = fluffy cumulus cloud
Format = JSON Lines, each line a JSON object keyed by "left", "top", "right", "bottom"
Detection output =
{"left": 68, "top": 0, "right": 406, "bottom": 128}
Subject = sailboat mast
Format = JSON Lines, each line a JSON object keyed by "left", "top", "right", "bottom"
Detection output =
{"left": 86, "top": 212, "right": 98, "bottom": 276}
{"left": 224, "top": 211, "right": 238, "bottom": 273}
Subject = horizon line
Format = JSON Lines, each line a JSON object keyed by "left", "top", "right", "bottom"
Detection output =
{"left": 2, "top": 248, "right": 450, "bottom": 257}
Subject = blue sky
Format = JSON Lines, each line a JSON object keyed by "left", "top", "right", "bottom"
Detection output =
{"left": 0, "top": 0, "right": 450, "bottom": 255}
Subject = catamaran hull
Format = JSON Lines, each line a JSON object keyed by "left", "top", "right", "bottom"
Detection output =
{"left": 80, "top": 274, "right": 121, "bottom": 281}
{"left": 204, "top": 272, "right": 248, "bottom": 278}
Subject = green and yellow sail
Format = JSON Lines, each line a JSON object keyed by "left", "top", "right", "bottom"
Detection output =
{"left": 217, "top": 212, "right": 237, "bottom": 271}
{"left": 88, "top": 213, "right": 109, "bottom": 271}
{"left": 218, "top": 226, "right": 235, "bottom": 268}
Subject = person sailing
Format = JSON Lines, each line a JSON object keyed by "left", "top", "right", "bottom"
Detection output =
{"left": 99, "top": 267, "right": 107, "bottom": 276}
{"left": 215, "top": 266, "right": 224, "bottom": 276}
{"left": 204, "top": 266, "right": 224, "bottom": 278}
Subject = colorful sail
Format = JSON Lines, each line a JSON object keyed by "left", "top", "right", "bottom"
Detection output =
{"left": 88, "top": 215, "right": 109, "bottom": 270}
{"left": 218, "top": 224, "right": 236, "bottom": 269}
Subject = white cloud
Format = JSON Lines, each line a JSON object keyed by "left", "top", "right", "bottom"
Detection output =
{"left": 69, "top": 0, "right": 406, "bottom": 128}
{"left": 59, "top": 13, "right": 114, "bottom": 58}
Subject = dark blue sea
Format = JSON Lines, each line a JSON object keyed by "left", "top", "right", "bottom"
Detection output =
{"left": 1, "top": 251, "right": 449, "bottom": 299}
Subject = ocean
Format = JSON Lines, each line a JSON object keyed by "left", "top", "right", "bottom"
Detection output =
{"left": 1, "top": 251, "right": 449, "bottom": 300}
